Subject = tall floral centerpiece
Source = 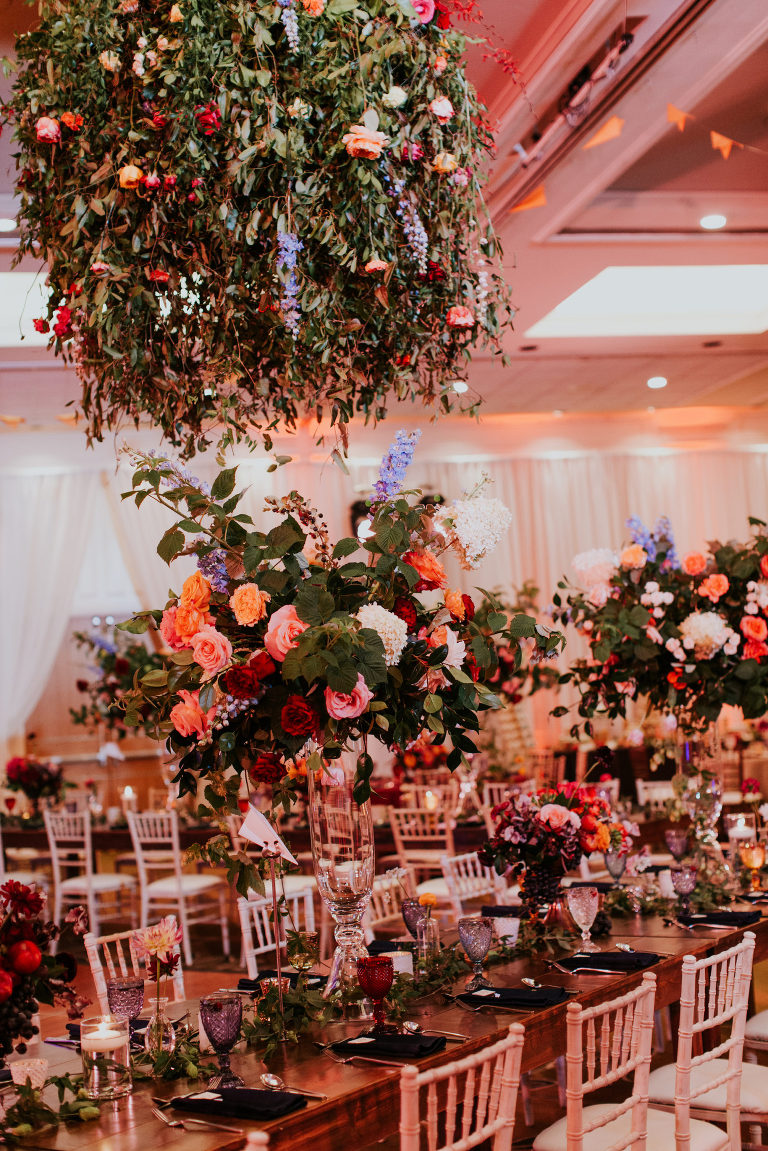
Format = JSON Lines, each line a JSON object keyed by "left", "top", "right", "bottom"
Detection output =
{"left": 119, "top": 438, "right": 564, "bottom": 892}
{"left": 70, "top": 629, "right": 166, "bottom": 739}
{"left": 5, "top": 0, "right": 513, "bottom": 457}
{"left": 478, "top": 784, "right": 633, "bottom": 922}
{"left": 4, "top": 758, "right": 66, "bottom": 818}
{"left": 551, "top": 515, "right": 768, "bottom": 738}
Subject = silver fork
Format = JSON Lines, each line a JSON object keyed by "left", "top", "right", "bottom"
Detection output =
{"left": 151, "top": 1105, "right": 243, "bottom": 1134}
{"left": 319, "top": 1048, "right": 403, "bottom": 1068}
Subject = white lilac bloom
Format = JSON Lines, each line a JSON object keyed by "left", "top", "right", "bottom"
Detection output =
{"left": 356, "top": 603, "right": 408, "bottom": 666}
{"left": 572, "top": 548, "right": 618, "bottom": 588}
{"left": 678, "top": 611, "right": 739, "bottom": 659}
{"left": 447, "top": 496, "right": 513, "bottom": 569}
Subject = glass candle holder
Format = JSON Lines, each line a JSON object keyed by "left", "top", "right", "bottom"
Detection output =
{"left": 739, "top": 840, "right": 766, "bottom": 892}
{"left": 81, "top": 1015, "right": 132, "bottom": 1100}
{"left": 10, "top": 1059, "right": 48, "bottom": 1091}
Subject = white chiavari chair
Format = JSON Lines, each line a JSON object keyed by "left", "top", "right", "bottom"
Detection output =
{"left": 647, "top": 932, "right": 759, "bottom": 1151}
{"left": 226, "top": 814, "right": 318, "bottom": 896}
{"left": 84, "top": 920, "right": 185, "bottom": 1013}
{"left": 533, "top": 973, "right": 657, "bottom": 1151}
{"left": 362, "top": 870, "right": 415, "bottom": 943}
{"left": 399, "top": 1022, "right": 524, "bottom": 1151}
{"left": 398, "top": 783, "right": 452, "bottom": 810}
{"left": 245, "top": 1133, "right": 270, "bottom": 1149}
{"left": 237, "top": 885, "right": 315, "bottom": 979}
{"left": 440, "top": 852, "right": 513, "bottom": 920}
{"left": 389, "top": 807, "right": 455, "bottom": 883}
{"left": 635, "top": 779, "right": 674, "bottom": 816}
{"left": 0, "top": 821, "right": 48, "bottom": 893}
{"left": 127, "top": 810, "right": 230, "bottom": 966}
{"left": 527, "top": 750, "right": 566, "bottom": 791}
{"left": 44, "top": 810, "right": 135, "bottom": 949}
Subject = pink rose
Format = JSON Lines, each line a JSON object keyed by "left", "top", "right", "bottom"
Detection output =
{"left": 429, "top": 96, "right": 454, "bottom": 124}
{"left": 191, "top": 625, "right": 233, "bottom": 679}
{"left": 325, "top": 674, "right": 374, "bottom": 720}
{"left": 159, "top": 606, "right": 187, "bottom": 651}
{"left": 264, "top": 604, "right": 309, "bottom": 662}
{"left": 587, "top": 582, "right": 611, "bottom": 608}
{"left": 538, "top": 803, "right": 579, "bottom": 830}
{"left": 412, "top": 0, "right": 435, "bottom": 21}
{"left": 446, "top": 304, "right": 475, "bottom": 328}
{"left": 35, "top": 116, "right": 61, "bottom": 143}
{"left": 169, "top": 689, "right": 215, "bottom": 738}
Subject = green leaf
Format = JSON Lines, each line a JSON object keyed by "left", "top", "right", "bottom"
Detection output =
{"left": 157, "top": 528, "right": 185, "bottom": 565}
{"left": 424, "top": 693, "right": 442, "bottom": 714}
{"left": 333, "top": 537, "right": 360, "bottom": 559}
{"left": 211, "top": 468, "right": 237, "bottom": 500}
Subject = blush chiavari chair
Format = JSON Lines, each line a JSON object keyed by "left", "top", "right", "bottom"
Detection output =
{"left": 84, "top": 921, "right": 185, "bottom": 1014}
{"left": 0, "top": 821, "right": 48, "bottom": 893}
{"left": 635, "top": 779, "right": 675, "bottom": 816}
{"left": 399, "top": 1021, "right": 524, "bottom": 1151}
{"left": 237, "top": 885, "right": 316, "bottom": 979}
{"left": 527, "top": 750, "right": 566, "bottom": 791}
{"left": 647, "top": 931, "right": 759, "bottom": 1151}
{"left": 389, "top": 806, "right": 456, "bottom": 883}
{"left": 440, "top": 852, "right": 514, "bottom": 921}
{"left": 362, "top": 869, "right": 415, "bottom": 943}
{"left": 533, "top": 973, "right": 657, "bottom": 1151}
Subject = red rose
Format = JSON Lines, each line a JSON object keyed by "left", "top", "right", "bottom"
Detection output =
{"left": 223, "top": 667, "right": 263, "bottom": 699}
{"left": 194, "top": 104, "right": 221, "bottom": 135}
{"left": 113, "top": 658, "right": 130, "bottom": 676}
{"left": 393, "top": 597, "right": 417, "bottom": 630}
{"left": 465, "top": 652, "right": 481, "bottom": 682}
{"left": 461, "top": 594, "right": 475, "bottom": 621}
{"left": 248, "top": 753, "right": 284, "bottom": 787}
{"left": 53, "top": 305, "right": 72, "bottom": 338}
{"left": 281, "top": 695, "right": 317, "bottom": 738}
{"left": 33, "top": 318, "right": 49, "bottom": 334}
{"left": 434, "top": 0, "right": 451, "bottom": 27}
{"left": 163, "top": 174, "right": 177, "bottom": 189}
{"left": 744, "top": 639, "right": 768, "bottom": 662}
{"left": 143, "top": 173, "right": 162, "bottom": 191}
{"left": 248, "top": 650, "right": 277, "bottom": 679}
{"left": 149, "top": 269, "right": 170, "bottom": 283}
{"left": 152, "top": 112, "right": 169, "bottom": 129}
{"left": 667, "top": 669, "right": 683, "bottom": 687}
{"left": 761, "top": 555, "right": 768, "bottom": 580}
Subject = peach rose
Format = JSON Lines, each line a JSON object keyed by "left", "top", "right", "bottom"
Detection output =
{"left": 264, "top": 604, "right": 309, "bottom": 662}
{"left": 169, "top": 3, "right": 183, "bottom": 19}
{"left": 118, "top": 163, "right": 144, "bottom": 189}
{"left": 229, "top": 583, "right": 271, "bottom": 626}
{"left": 444, "top": 589, "right": 465, "bottom": 620}
{"left": 170, "top": 689, "right": 216, "bottom": 738}
{"left": 699, "top": 573, "right": 729, "bottom": 602}
{"left": 429, "top": 96, "right": 454, "bottom": 123}
{"left": 191, "top": 624, "right": 233, "bottom": 679}
{"left": 174, "top": 603, "right": 209, "bottom": 643}
{"left": 741, "top": 616, "right": 768, "bottom": 642}
{"left": 342, "top": 123, "right": 388, "bottom": 159}
{"left": 682, "top": 551, "right": 707, "bottom": 576}
{"left": 538, "top": 803, "right": 576, "bottom": 830}
{"left": 300, "top": 0, "right": 324, "bottom": 11}
{"left": 180, "top": 571, "right": 212, "bottom": 611}
{"left": 402, "top": 548, "right": 448, "bottom": 590}
{"left": 159, "top": 606, "right": 186, "bottom": 651}
{"left": 35, "top": 116, "right": 60, "bottom": 143}
{"left": 620, "top": 544, "right": 647, "bottom": 570}
{"left": 433, "top": 151, "right": 458, "bottom": 173}
{"left": 433, "top": 55, "right": 447, "bottom": 75}
{"left": 324, "top": 674, "right": 374, "bottom": 720}
{"left": 364, "top": 258, "right": 388, "bottom": 273}
{"left": 446, "top": 305, "right": 475, "bottom": 328}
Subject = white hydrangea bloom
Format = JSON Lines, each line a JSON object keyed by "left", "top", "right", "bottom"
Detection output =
{"left": 572, "top": 548, "right": 618, "bottom": 588}
{"left": 356, "top": 603, "right": 408, "bottom": 666}
{"left": 448, "top": 496, "right": 513, "bottom": 569}
{"left": 678, "top": 611, "right": 739, "bottom": 659}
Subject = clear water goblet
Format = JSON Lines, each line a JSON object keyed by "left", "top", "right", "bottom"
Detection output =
{"left": 199, "top": 994, "right": 244, "bottom": 1089}
{"left": 664, "top": 828, "right": 689, "bottom": 861}
{"left": 566, "top": 886, "right": 600, "bottom": 952}
{"left": 401, "top": 899, "right": 429, "bottom": 938}
{"left": 458, "top": 917, "right": 494, "bottom": 993}
{"left": 604, "top": 851, "right": 627, "bottom": 888}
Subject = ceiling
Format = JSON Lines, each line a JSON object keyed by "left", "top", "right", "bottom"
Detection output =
{"left": 1, "top": 0, "right": 768, "bottom": 452}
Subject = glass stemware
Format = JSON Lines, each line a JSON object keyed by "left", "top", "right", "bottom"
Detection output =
{"left": 671, "top": 864, "right": 698, "bottom": 915}
{"left": 566, "top": 886, "right": 600, "bottom": 952}
{"left": 286, "top": 930, "right": 320, "bottom": 978}
{"left": 356, "top": 956, "right": 397, "bottom": 1035}
{"left": 106, "top": 977, "right": 145, "bottom": 1031}
{"left": 604, "top": 851, "right": 627, "bottom": 888}
{"left": 739, "top": 841, "right": 766, "bottom": 893}
{"left": 401, "top": 898, "right": 429, "bottom": 938}
{"left": 458, "top": 917, "right": 494, "bottom": 993}
{"left": 664, "top": 828, "right": 689, "bottom": 861}
{"left": 199, "top": 994, "right": 244, "bottom": 1089}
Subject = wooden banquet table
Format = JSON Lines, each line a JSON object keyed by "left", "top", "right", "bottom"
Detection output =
{"left": 13, "top": 913, "right": 768, "bottom": 1151}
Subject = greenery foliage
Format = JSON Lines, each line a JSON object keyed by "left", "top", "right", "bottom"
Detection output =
{"left": 70, "top": 629, "right": 166, "bottom": 737}
{"left": 0, "top": 1074, "right": 100, "bottom": 1142}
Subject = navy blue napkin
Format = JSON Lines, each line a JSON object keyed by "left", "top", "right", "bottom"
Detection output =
{"left": 562, "top": 882, "right": 615, "bottom": 893}
{"left": 172, "top": 1087, "right": 306, "bottom": 1120}
{"left": 480, "top": 905, "right": 522, "bottom": 917}
{"left": 457, "top": 985, "right": 569, "bottom": 1009}
{"left": 555, "top": 950, "right": 659, "bottom": 972}
{"left": 678, "top": 910, "right": 761, "bottom": 928}
{"left": 331, "top": 1031, "right": 446, "bottom": 1059}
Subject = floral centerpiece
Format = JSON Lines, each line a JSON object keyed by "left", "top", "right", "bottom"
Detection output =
{"left": 70, "top": 630, "right": 167, "bottom": 738}
{"left": 478, "top": 782, "right": 633, "bottom": 919}
{"left": 391, "top": 733, "right": 449, "bottom": 780}
{"left": 132, "top": 917, "right": 183, "bottom": 1060}
{"left": 0, "top": 882, "right": 89, "bottom": 1063}
{"left": 551, "top": 515, "right": 768, "bottom": 737}
{"left": 118, "top": 439, "right": 564, "bottom": 891}
{"left": 5, "top": 0, "right": 513, "bottom": 457}
{"left": 4, "top": 757, "right": 66, "bottom": 816}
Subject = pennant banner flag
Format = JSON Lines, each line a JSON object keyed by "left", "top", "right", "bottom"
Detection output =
{"left": 509, "top": 184, "right": 547, "bottom": 213}
{"left": 667, "top": 104, "right": 688, "bottom": 132}
{"left": 710, "top": 131, "right": 741, "bottom": 160}
{"left": 583, "top": 115, "right": 624, "bottom": 150}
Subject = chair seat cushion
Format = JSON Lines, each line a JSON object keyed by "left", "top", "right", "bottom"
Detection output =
{"left": 4, "top": 870, "right": 47, "bottom": 888}
{"left": 147, "top": 874, "right": 222, "bottom": 897}
{"left": 280, "top": 875, "right": 317, "bottom": 893}
{"left": 649, "top": 1058, "right": 768, "bottom": 1113}
{"left": 533, "top": 1103, "right": 728, "bottom": 1151}
{"left": 61, "top": 873, "right": 135, "bottom": 893}
{"left": 416, "top": 878, "right": 449, "bottom": 898}
{"left": 745, "top": 1009, "right": 768, "bottom": 1040}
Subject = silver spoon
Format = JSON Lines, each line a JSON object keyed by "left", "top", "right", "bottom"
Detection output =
{"left": 521, "top": 978, "right": 541, "bottom": 989}
{"left": 259, "top": 1072, "right": 327, "bottom": 1100}
{"left": 402, "top": 1021, "right": 468, "bottom": 1041}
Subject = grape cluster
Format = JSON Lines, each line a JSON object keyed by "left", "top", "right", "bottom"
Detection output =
{"left": 0, "top": 976, "right": 40, "bottom": 1057}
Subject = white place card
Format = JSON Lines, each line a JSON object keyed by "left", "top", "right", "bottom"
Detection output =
{"left": 348, "top": 1037, "right": 376, "bottom": 1045}
{"left": 239, "top": 807, "right": 298, "bottom": 866}
{"left": 472, "top": 989, "right": 498, "bottom": 998}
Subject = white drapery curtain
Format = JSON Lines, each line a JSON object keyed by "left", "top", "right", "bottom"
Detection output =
{"left": 0, "top": 471, "right": 97, "bottom": 761}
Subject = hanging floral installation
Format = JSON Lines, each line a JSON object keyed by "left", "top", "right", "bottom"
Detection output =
{"left": 5, "top": 0, "right": 514, "bottom": 457}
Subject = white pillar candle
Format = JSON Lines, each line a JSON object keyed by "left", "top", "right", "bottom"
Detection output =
{"left": 81, "top": 1024, "right": 125, "bottom": 1053}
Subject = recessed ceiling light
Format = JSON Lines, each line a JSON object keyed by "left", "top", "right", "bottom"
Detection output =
{"left": 647, "top": 405, "right": 656, "bottom": 413}
{"left": 0, "top": 218, "right": 17, "bottom": 233}
{"left": 699, "top": 213, "right": 727, "bottom": 231}
{"left": 450, "top": 379, "right": 468, "bottom": 394}
{"left": 647, "top": 376, "right": 667, "bottom": 389}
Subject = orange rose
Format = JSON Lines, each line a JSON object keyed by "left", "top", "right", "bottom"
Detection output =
{"left": 170, "top": 689, "right": 216, "bottom": 738}
{"left": 342, "top": 123, "right": 388, "bottom": 159}
{"left": 699, "top": 573, "right": 729, "bottom": 602}
{"left": 174, "top": 603, "right": 209, "bottom": 642}
{"left": 264, "top": 604, "right": 309, "bottom": 662}
{"left": 682, "top": 551, "right": 707, "bottom": 576}
{"left": 444, "top": 588, "right": 465, "bottom": 620}
{"left": 741, "top": 616, "right": 768, "bottom": 642}
{"left": 620, "top": 544, "right": 647, "bottom": 570}
{"left": 159, "top": 606, "right": 186, "bottom": 651}
{"left": 364, "top": 258, "right": 388, "bottom": 273}
{"left": 402, "top": 548, "right": 448, "bottom": 590}
{"left": 229, "top": 583, "right": 271, "bottom": 626}
{"left": 433, "top": 151, "right": 458, "bottom": 174}
{"left": 118, "top": 163, "right": 144, "bottom": 189}
{"left": 191, "top": 624, "right": 232, "bottom": 679}
{"left": 180, "top": 571, "right": 212, "bottom": 611}
{"left": 744, "top": 639, "right": 768, "bottom": 661}
{"left": 300, "top": 0, "right": 324, "bottom": 11}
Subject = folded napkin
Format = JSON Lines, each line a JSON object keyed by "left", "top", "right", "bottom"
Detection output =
{"left": 0, "top": 1068, "right": 11, "bottom": 1083}
{"left": 678, "top": 910, "right": 761, "bottom": 928}
{"left": 237, "top": 971, "right": 324, "bottom": 992}
{"left": 330, "top": 1031, "right": 446, "bottom": 1059}
{"left": 562, "top": 882, "right": 615, "bottom": 893}
{"left": 367, "top": 940, "right": 416, "bottom": 956}
{"left": 457, "top": 985, "right": 569, "bottom": 1010}
{"left": 172, "top": 1087, "right": 307, "bottom": 1120}
{"left": 480, "top": 905, "right": 521, "bottom": 918}
{"left": 555, "top": 950, "right": 660, "bottom": 972}
{"left": 743, "top": 893, "right": 768, "bottom": 903}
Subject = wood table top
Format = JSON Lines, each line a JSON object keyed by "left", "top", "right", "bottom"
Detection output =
{"left": 12, "top": 913, "right": 768, "bottom": 1151}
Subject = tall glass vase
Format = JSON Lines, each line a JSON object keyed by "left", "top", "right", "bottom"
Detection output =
{"left": 308, "top": 757, "right": 374, "bottom": 1005}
